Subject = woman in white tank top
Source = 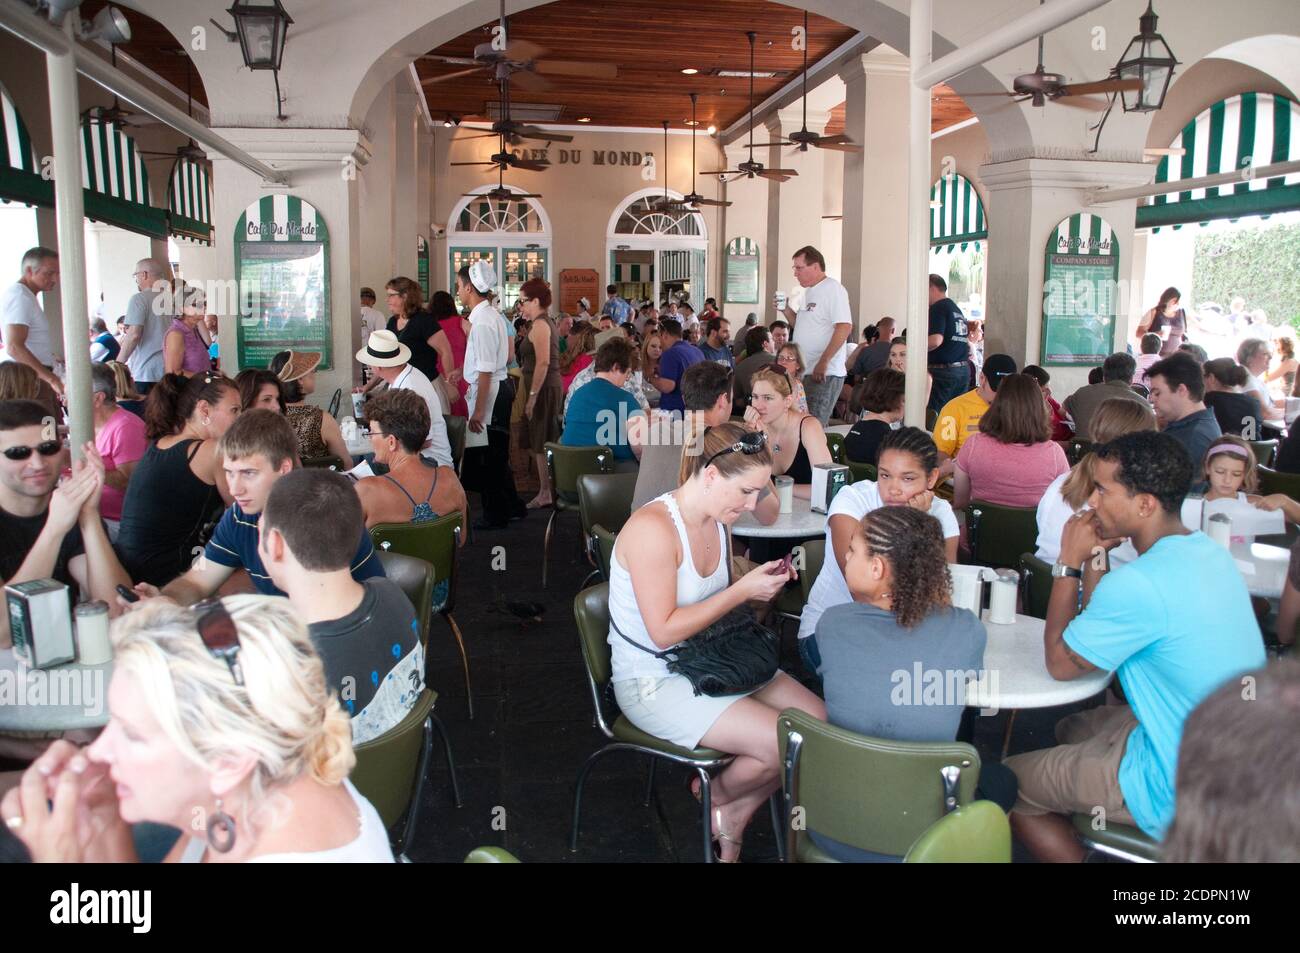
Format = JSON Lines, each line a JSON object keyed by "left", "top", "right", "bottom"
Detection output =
{"left": 608, "top": 422, "right": 826, "bottom": 861}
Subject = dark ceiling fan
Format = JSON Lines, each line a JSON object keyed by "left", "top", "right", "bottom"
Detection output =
{"left": 140, "top": 55, "right": 206, "bottom": 162}
{"left": 704, "top": 32, "right": 798, "bottom": 182}
{"left": 82, "top": 44, "right": 155, "bottom": 129}
{"left": 419, "top": 0, "right": 616, "bottom": 93}
{"left": 462, "top": 157, "right": 542, "bottom": 202}
{"left": 450, "top": 78, "right": 553, "bottom": 173}
{"left": 655, "top": 94, "right": 732, "bottom": 211}
{"left": 755, "top": 11, "right": 860, "bottom": 153}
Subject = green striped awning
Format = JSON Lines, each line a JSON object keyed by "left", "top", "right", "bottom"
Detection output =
{"left": 0, "top": 84, "right": 51, "bottom": 207}
{"left": 613, "top": 262, "right": 646, "bottom": 283}
{"left": 1139, "top": 92, "right": 1300, "bottom": 230}
{"left": 1047, "top": 212, "right": 1118, "bottom": 257}
{"left": 930, "top": 173, "right": 987, "bottom": 251}
{"left": 80, "top": 120, "right": 167, "bottom": 238}
{"left": 727, "top": 237, "right": 758, "bottom": 256}
{"left": 168, "top": 158, "right": 213, "bottom": 244}
{"left": 235, "top": 194, "right": 328, "bottom": 243}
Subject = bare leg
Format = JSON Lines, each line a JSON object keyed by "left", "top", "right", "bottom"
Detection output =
{"left": 1010, "top": 811, "right": 1087, "bottom": 863}
{"left": 528, "top": 452, "right": 552, "bottom": 507}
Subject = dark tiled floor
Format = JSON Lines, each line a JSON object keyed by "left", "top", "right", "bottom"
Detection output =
{"left": 405, "top": 491, "right": 1093, "bottom": 863}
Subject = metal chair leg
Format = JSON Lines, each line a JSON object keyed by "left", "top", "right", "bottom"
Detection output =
{"left": 428, "top": 711, "right": 463, "bottom": 808}
{"left": 579, "top": 568, "right": 601, "bottom": 590}
{"left": 698, "top": 767, "right": 715, "bottom": 864}
{"left": 1001, "top": 709, "right": 1019, "bottom": 759}
{"left": 569, "top": 746, "right": 617, "bottom": 852}
{"left": 542, "top": 507, "right": 558, "bottom": 589}
{"left": 395, "top": 716, "right": 436, "bottom": 860}
{"left": 443, "top": 612, "right": 474, "bottom": 721}
{"left": 641, "top": 757, "right": 658, "bottom": 807}
{"left": 769, "top": 791, "right": 787, "bottom": 863}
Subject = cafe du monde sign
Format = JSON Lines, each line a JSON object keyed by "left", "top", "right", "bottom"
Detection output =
{"left": 512, "top": 148, "right": 656, "bottom": 168}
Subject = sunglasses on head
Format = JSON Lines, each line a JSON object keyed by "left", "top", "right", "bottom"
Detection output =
{"left": 195, "top": 599, "right": 243, "bottom": 686}
{"left": 2, "top": 441, "right": 62, "bottom": 461}
{"left": 702, "top": 429, "right": 767, "bottom": 470}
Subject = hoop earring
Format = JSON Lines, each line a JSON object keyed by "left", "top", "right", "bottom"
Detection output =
{"left": 201, "top": 416, "right": 211, "bottom": 428}
{"left": 207, "top": 798, "right": 236, "bottom": 854}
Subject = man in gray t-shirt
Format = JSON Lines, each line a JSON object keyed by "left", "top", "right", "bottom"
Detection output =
{"left": 117, "top": 257, "right": 169, "bottom": 389}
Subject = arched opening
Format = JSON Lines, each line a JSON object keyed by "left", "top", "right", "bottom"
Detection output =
{"left": 605, "top": 188, "right": 708, "bottom": 310}
{"left": 447, "top": 185, "right": 552, "bottom": 311}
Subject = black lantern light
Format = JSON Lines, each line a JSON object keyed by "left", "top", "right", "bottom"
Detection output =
{"left": 226, "top": 0, "right": 293, "bottom": 71}
{"left": 1113, "top": 1, "right": 1178, "bottom": 113}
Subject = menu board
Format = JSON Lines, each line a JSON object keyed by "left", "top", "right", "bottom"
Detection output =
{"left": 234, "top": 196, "right": 332, "bottom": 370}
{"left": 1040, "top": 214, "right": 1119, "bottom": 366}
{"left": 559, "top": 268, "right": 599, "bottom": 316}
{"left": 417, "top": 235, "right": 430, "bottom": 299}
{"left": 725, "top": 237, "right": 759, "bottom": 304}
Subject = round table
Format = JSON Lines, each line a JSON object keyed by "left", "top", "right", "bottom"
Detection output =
{"left": 731, "top": 496, "right": 828, "bottom": 539}
{"left": 965, "top": 610, "right": 1113, "bottom": 712}
{"left": 0, "top": 648, "right": 112, "bottom": 732}
{"left": 826, "top": 423, "right": 853, "bottom": 437}
{"left": 1229, "top": 541, "right": 1290, "bottom": 599}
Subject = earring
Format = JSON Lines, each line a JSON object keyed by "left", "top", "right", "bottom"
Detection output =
{"left": 207, "top": 797, "right": 236, "bottom": 853}
{"left": 201, "top": 416, "right": 211, "bottom": 427}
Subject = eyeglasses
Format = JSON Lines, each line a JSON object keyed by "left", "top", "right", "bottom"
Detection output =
{"left": 702, "top": 429, "right": 767, "bottom": 470}
{"left": 363, "top": 427, "right": 387, "bottom": 439}
{"left": 195, "top": 599, "right": 243, "bottom": 686}
{"left": 2, "top": 441, "right": 63, "bottom": 461}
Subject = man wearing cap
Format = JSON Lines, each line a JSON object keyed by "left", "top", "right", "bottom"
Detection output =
{"left": 455, "top": 260, "right": 523, "bottom": 529}
{"left": 926, "top": 273, "right": 971, "bottom": 415}
{"left": 932, "top": 353, "right": 1017, "bottom": 473}
{"left": 355, "top": 330, "right": 453, "bottom": 468}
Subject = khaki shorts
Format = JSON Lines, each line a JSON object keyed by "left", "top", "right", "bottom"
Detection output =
{"left": 1004, "top": 704, "right": 1137, "bottom": 825}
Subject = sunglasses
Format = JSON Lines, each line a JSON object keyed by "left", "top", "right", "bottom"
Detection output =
{"left": 2, "top": 441, "right": 63, "bottom": 461}
{"left": 195, "top": 599, "right": 243, "bottom": 686}
{"left": 702, "top": 429, "right": 767, "bottom": 470}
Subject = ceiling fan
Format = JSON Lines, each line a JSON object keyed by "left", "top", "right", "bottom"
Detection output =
{"left": 654, "top": 94, "right": 732, "bottom": 211}
{"left": 450, "top": 78, "right": 553, "bottom": 173}
{"left": 140, "top": 56, "right": 207, "bottom": 162}
{"left": 756, "top": 11, "right": 860, "bottom": 153}
{"left": 419, "top": 0, "right": 616, "bottom": 93}
{"left": 82, "top": 45, "right": 155, "bottom": 129}
{"left": 704, "top": 32, "right": 799, "bottom": 182}
{"left": 462, "top": 160, "right": 542, "bottom": 203}
{"left": 448, "top": 66, "right": 573, "bottom": 146}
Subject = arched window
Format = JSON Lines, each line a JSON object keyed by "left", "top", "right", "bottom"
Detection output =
{"left": 614, "top": 195, "right": 704, "bottom": 237}
{"left": 447, "top": 186, "right": 552, "bottom": 310}
{"left": 605, "top": 189, "right": 708, "bottom": 309}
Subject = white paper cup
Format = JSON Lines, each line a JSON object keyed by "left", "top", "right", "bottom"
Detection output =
{"left": 774, "top": 475, "right": 794, "bottom": 514}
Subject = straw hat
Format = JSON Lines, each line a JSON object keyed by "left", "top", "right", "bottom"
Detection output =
{"left": 355, "top": 329, "right": 411, "bottom": 367}
{"left": 275, "top": 350, "right": 322, "bottom": 382}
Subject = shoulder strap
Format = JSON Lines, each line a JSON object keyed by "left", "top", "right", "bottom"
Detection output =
{"left": 380, "top": 473, "right": 420, "bottom": 508}
{"left": 424, "top": 467, "right": 438, "bottom": 504}
{"left": 185, "top": 438, "right": 204, "bottom": 463}
{"left": 609, "top": 613, "right": 674, "bottom": 659}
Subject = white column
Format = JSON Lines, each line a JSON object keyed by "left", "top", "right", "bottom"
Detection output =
{"left": 393, "top": 86, "right": 420, "bottom": 279}
{"left": 763, "top": 106, "right": 828, "bottom": 311}
{"left": 905, "top": 3, "right": 933, "bottom": 428}
{"left": 840, "top": 48, "right": 910, "bottom": 335}
{"left": 719, "top": 139, "right": 769, "bottom": 325}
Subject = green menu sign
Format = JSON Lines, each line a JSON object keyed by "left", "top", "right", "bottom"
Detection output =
{"left": 725, "top": 236, "right": 759, "bottom": 304}
{"left": 234, "top": 195, "right": 331, "bottom": 370}
{"left": 417, "top": 234, "right": 430, "bottom": 299}
{"left": 1040, "top": 213, "right": 1119, "bottom": 367}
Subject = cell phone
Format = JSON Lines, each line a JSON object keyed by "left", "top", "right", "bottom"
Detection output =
{"left": 116, "top": 584, "right": 141, "bottom": 604}
{"left": 768, "top": 555, "right": 793, "bottom": 576}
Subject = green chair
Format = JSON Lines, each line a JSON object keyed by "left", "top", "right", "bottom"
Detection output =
{"left": 464, "top": 846, "right": 521, "bottom": 863}
{"left": 904, "top": 800, "right": 1012, "bottom": 863}
{"left": 570, "top": 583, "right": 784, "bottom": 863}
{"left": 777, "top": 707, "right": 980, "bottom": 862}
{"left": 351, "top": 689, "right": 461, "bottom": 862}
{"left": 846, "top": 460, "right": 877, "bottom": 484}
{"left": 1070, "top": 813, "right": 1161, "bottom": 863}
{"left": 1019, "top": 552, "right": 1053, "bottom": 620}
{"left": 444, "top": 415, "right": 467, "bottom": 468}
{"left": 376, "top": 550, "right": 434, "bottom": 646}
{"left": 825, "top": 431, "right": 846, "bottom": 464}
{"left": 925, "top": 407, "right": 939, "bottom": 432}
{"left": 775, "top": 537, "right": 826, "bottom": 628}
{"left": 543, "top": 443, "right": 614, "bottom": 588}
{"left": 966, "top": 500, "right": 1039, "bottom": 570}
{"left": 577, "top": 472, "right": 638, "bottom": 587}
{"left": 1259, "top": 466, "right": 1300, "bottom": 501}
{"left": 1066, "top": 439, "right": 1093, "bottom": 466}
{"left": 1249, "top": 439, "right": 1279, "bottom": 468}
{"left": 591, "top": 524, "right": 618, "bottom": 582}
{"left": 370, "top": 512, "right": 474, "bottom": 719}
{"left": 302, "top": 454, "right": 345, "bottom": 470}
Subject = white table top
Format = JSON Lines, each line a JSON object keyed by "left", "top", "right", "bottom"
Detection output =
{"left": 826, "top": 424, "right": 853, "bottom": 437}
{"left": 967, "top": 610, "right": 1113, "bottom": 712}
{"left": 1229, "top": 540, "right": 1290, "bottom": 599}
{"left": 0, "top": 648, "right": 112, "bottom": 732}
{"left": 344, "top": 432, "right": 372, "bottom": 458}
{"left": 731, "top": 496, "right": 828, "bottom": 539}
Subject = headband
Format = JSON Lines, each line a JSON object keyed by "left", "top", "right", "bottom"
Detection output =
{"left": 1207, "top": 443, "right": 1250, "bottom": 460}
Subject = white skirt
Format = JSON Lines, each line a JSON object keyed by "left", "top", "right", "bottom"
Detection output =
{"left": 613, "top": 674, "right": 758, "bottom": 751}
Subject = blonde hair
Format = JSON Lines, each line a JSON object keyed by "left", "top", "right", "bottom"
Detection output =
{"left": 751, "top": 365, "right": 794, "bottom": 398}
{"left": 0, "top": 362, "right": 41, "bottom": 402}
{"left": 1061, "top": 398, "right": 1157, "bottom": 509}
{"left": 678, "top": 420, "right": 773, "bottom": 487}
{"left": 106, "top": 361, "right": 141, "bottom": 401}
{"left": 1204, "top": 434, "right": 1259, "bottom": 493}
{"left": 109, "top": 596, "right": 354, "bottom": 834}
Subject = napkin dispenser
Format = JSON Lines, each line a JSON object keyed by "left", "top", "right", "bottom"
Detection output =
{"left": 5, "top": 579, "right": 75, "bottom": 669}
{"left": 810, "top": 462, "right": 850, "bottom": 514}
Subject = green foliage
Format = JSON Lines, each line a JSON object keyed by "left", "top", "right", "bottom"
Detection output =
{"left": 1192, "top": 222, "right": 1300, "bottom": 331}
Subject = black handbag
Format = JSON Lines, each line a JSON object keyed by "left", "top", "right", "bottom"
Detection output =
{"left": 612, "top": 531, "right": 780, "bottom": 697}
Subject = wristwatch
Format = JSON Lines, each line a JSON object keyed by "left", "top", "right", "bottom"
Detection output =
{"left": 1051, "top": 562, "right": 1083, "bottom": 579}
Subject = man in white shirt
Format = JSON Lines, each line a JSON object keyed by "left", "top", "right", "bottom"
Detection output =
{"left": 779, "top": 245, "right": 852, "bottom": 425}
{"left": 455, "top": 260, "right": 522, "bottom": 529}
{"left": 1, "top": 246, "right": 62, "bottom": 396}
{"left": 354, "top": 329, "right": 453, "bottom": 468}
{"left": 358, "top": 287, "right": 386, "bottom": 348}
{"left": 116, "top": 258, "right": 169, "bottom": 393}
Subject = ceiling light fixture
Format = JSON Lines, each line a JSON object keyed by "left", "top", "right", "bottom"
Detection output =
{"left": 576, "top": 116, "right": 592, "bottom": 122}
{"left": 706, "top": 125, "right": 717, "bottom": 136}
{"left": 683, "top": 119, "right": 699, "bottom": 126}
{"left": 1114, "top": 1, "right": 1178, "bottom": 113}
{"left": 210, "top": 0, "right": 294, "bottom": 120}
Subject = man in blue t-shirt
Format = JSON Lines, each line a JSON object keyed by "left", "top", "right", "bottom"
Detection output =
{"left": 1006, "top": 431, "right": 1265, "bottom": 861}
{"left": 143, "top": 410, "right": 384, "bottom": 605}
{"left": 925, "top": 273, "right": 970, "bottom": 414}
{"left": 653, "top": 318, "right": 705, "bottom": 415}
{"left": 561, "top": 337, "right": 646, "bottom": 467}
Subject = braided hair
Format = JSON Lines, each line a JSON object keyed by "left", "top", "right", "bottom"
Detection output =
{"left": 877, "top": 425, "right": 939, "bottom": 474}
{"left": 859, "top": 507, "right": 951, "bottom": 628}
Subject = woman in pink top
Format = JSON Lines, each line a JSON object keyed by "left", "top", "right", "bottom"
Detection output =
{"left": 90, "top": 362, "right": 148, "bottom": 528}
{"left": 953, "top": 373, "right": 1069, "bottom": 509}
{"left": 428, "top": 291, "right": 469, "bottom": 416}
{"left": 163, "top": 288, "right": 212, "bottom": 376}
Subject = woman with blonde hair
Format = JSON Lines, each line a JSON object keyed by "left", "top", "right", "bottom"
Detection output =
{"left": 560, "top": 321, "right": 598, "bottom": 392}
{"left": 640, "top": 331, "right": 663, "bottom": 407}
{"left": 1265, "top": 331, "right": 1298, "bottom": 397}
{"left": 743, "top": 365, "right": 831, "bottom": 500}
{"left": 1034, "top": 397, "right": 1157, "bottom": 566}
{"left": 609, "top": 422, "right": 825, "bottom": 861}
{"left": 0, "top": 596, "right": 393, "bottom": 862}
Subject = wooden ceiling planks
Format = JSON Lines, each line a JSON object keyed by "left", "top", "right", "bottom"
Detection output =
{"left": 823, "top": 84, "right": 974, "bottom": 136}
{"left": 80, "top": 1, "right": 207, "bottom": 108}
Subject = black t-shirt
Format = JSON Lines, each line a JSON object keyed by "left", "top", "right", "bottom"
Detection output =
{"left": 845, "top": 419, "right": 893, "bottom": 465}
{"left": 1277, "top": 430, "right": 1300, "bottom": 475}
{"left": 388, "top": 310, "right": 442, "bottom": 381}
{"left": 1204, "top": 391, "right": 1263, "bottom": 439}
{"left": 0, "top": 505, "right": 85, "bottom": 601}
{"left": 927, "top": 297, "right": 969, "bottom": 364}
